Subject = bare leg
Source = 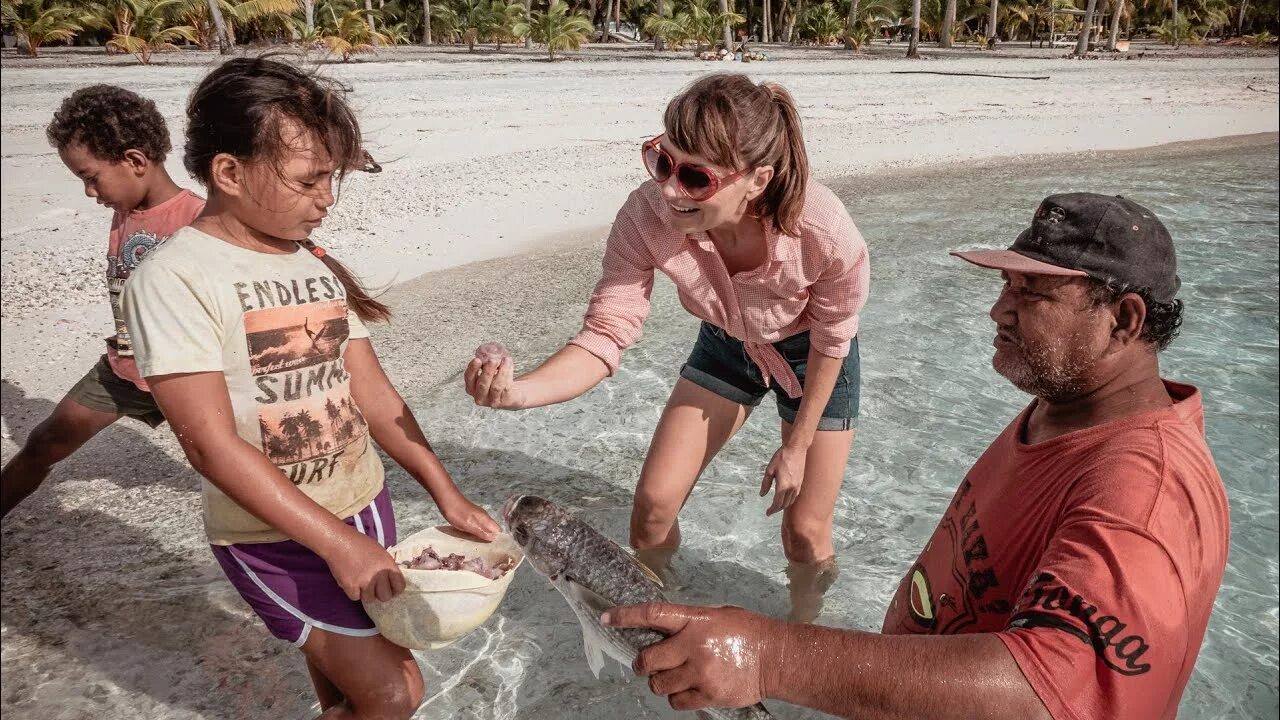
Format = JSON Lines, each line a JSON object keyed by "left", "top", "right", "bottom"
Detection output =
{"left": 1, "top": 396, "right": 121, "bottom": 518}
{"left": 301, "top": 629, "right": 424, "bottom": 720}
{"left": 307, "top": 657, "right": 345, "bottom": 711}
{"left": 779, "top": 421, "right": 855, "bottom": 622}
{"left": 630, "top": 378, "right": 751, "bottom": 577}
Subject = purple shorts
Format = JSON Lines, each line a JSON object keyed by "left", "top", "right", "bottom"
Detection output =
{"left": 211, "top": 487, "right": 397, "bottom": 646}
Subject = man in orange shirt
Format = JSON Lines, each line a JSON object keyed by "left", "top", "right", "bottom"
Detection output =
{"left": 603, "top": 193, "right": 1230, "bottom": 720}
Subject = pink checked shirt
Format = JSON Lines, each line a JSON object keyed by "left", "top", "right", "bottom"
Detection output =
{"left": 570, "top": 180, "right": 870, "bottom": 399}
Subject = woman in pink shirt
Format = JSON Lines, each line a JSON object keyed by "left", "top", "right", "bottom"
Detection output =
{"left": 467, "top": 74, "right": 870, "bottom": 620}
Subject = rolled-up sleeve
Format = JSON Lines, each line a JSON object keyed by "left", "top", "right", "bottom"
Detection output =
{"left": 806, "top": 213, "right": 870, "bottom": 358}
{"left": 568, "top": 194, "right": 656, "bottom": 373}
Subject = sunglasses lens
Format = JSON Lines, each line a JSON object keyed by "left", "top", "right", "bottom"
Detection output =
{"left": 677, "top": 166, "right": 715, "bottom": 199}
{"left": 644, "top": 146, "right": 672, "bottom": 181}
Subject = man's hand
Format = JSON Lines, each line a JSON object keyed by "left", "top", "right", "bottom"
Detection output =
{"left": 761, "top": 442, "right": 807, "bottom": 516}
{"left": 601, "top": 603, "right": 779, "bottom": 711}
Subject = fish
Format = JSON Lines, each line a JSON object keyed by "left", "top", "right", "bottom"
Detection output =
{"left": 502, "top": 494, "right": 775, "bottom": 720}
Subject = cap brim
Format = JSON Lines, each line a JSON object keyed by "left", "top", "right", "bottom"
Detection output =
{"left": 950, "top": 249, "right": 1088, "bottom": 277}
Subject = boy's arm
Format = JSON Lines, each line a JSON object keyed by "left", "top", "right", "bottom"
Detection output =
{"left": 344, "top": 338, "right": 500, "bottom": 541}
{"left": 148, "top": 370, "right": 405, "bottom": 602}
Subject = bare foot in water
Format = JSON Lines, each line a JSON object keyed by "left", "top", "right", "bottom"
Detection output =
{"left": 786, "top": 557, "right": 839, "bottom": 623}
{"left": 634, "top": 546, "right": 683, "bottom": 590}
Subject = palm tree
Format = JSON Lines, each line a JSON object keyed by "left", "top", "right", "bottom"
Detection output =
{"left": 106, "top": 0, "right": 198, "bottom": 63}
{"left": 205, "top": 0, "right": 232, "bottom": 51}
{"left": 1073, "top": 0, "right": 1097, "bottom": 52}
{"left": 801, "top": 1, "right": 841, "bottom": 40}
{"left": 513, "top": 0, "right": 591, "bottom": 59}
{"left": 523, "top": 0, "right": 530, "bottom": 46}
{"left": 717, "top": 0, "right": 732, "bottom": 46}
{"left": 1106, "top": 0, "right": 1123, "bottom": 47}
{"left": 906, "top": 0, "right": 921, "bottom": 55}
{"left": 937, "top": 0, "right": 955, "bottom": 45}
{"left": 654, "top": 0, "right": 666, "bottom": 46}
{"left": 292, "top": 13, "right": 324, "bottom": 50}
{"left": 297, "top": 410, "right": 323, "bottom": 456}
{"left": 1, "top": 0, "right": 84, "bottom": 57}
{"left": 323, "top": 6, "right": 389, "bottom": 58}
{"left": 644, "top": 4, "right": 694, "bottom": 47}
{"left": 984, "top": 0, "right": 997, "bottom": 42}
{"left": 490, "top": 0, "right": 525, "bottom": 49}
{"left": 277, "top": 413, "right": 307, "bottom": 462}
{"left": 453, "top": 0, "right": 495, "bottom": 50}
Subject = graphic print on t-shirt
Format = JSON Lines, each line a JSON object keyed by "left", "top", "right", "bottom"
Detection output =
{"left": 244, "top": 298, "right": 368, "bottom": 485}
{"left": 108, "top": 228, "right": 165, "bottom": 356}
{"left": 898, "top": 478, "right": 1010, "bottom": 635}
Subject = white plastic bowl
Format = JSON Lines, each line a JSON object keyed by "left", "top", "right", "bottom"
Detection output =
{"left": 363, "top": 526, "right": 524, "bottom": 650}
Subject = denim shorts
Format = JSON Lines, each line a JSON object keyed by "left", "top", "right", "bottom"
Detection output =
{"left": 679, "top": 322, "right": 860, "bottom": 431}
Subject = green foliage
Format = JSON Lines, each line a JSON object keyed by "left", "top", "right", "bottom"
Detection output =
{"left": 322, "top": 6, "right": 388, "bottom": 59}
{"left": 1245, "top": 29, "right": 1274, "bottom": 45}
{"left": 801, "top": 2, "right": 842, "bottom": 42}
{"left": 643, "top": 0, "right": 742, "bottom": 54}
{"left": 104, "top": 0, "right": 197, "bottom": 63}
{"left": 1, "top": 0, "right": 85, "bottom": 56}
{"left": 513, "top": 0, "right": 591, "bottom": 59}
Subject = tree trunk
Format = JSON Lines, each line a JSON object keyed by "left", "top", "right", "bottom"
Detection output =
{"left": 720, "top": 0, "right": 734, "bottom": 48}
{"left": 365, "top": 0, "right": 375, "bottom": 32}
{"left": 422, "top": 0, "right": 433, "bottom": 44}
{"left": 985, "top": 0, "right": 998, "bottom": 42}
{"left": 1234, "top": 0, "right": 1247, "bottom": 34}
{"left": 615, "top": 0, "right": 622, "bottom": 37}
{"left": 1074, "top": 0, "right": 1098, "bottom": 53}
{"left": 601, "top": 0, "right": 611, "bottom": 39}
{"left": 938, "top": 0, "right": 955, "bottom": 46}
{"left": 846, "top": 0, "right": 861, "bottom": 33}
{"left": 906, "top": 0, "right": 920, "bottom": 56}
{"left": 525, "top": 0, "right": 532, "bottom": 47}
{"left": 206, "top": 0, "right": 233, "bottom": 53}
{"left": 305, "top": 0, "right": 315, "bottom": 31}
{"left": 783, "top": 0, "right": 799, "bottom": 41}
{"left": 654, "top": 0, "right": 666, "bottom": 47}
{"left": 1171, "top": 0, "right": 1179, "bottom": 47}
{"left": 762, "top": 0, "right": 771, "bottom": 41}
{"left": 1106, "top": 0, "right": 1123, "bottom": 49}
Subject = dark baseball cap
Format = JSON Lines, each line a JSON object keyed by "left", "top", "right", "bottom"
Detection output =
{"left": 951, "top": 193, "right": 1181, "bottom": 303}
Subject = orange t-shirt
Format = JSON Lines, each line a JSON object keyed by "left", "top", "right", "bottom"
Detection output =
{"left": 882, "top": 380, "right": 1229, "bottom": 720}
{"left": 105, "top": 188, "right": 205, "bottom": 390}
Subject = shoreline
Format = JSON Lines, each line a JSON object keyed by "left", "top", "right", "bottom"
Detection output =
{"left": 375, "top": 130, "right": 1280, "bottom": 398}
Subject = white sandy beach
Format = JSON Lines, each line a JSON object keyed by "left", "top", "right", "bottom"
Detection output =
{"left": 1, "top": 44, "right": 1278, "bottom": 719}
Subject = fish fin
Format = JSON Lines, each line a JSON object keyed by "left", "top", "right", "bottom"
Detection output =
{"left": 635, "top": 559, "right": 665, "bottom": 588}
{"left": 581, "top": 615, "right": 608, "bottom": 679}
{"left": 564, "top": 579, "right": 618, "bottom": 680}
{"left": 623, "top": 546, "right": 666, "bottom": 588}
{"left": 564, "top": 577, "right": 617, "bottom": 614}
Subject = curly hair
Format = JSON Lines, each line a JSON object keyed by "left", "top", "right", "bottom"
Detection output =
{"left": 46, "top": 85, "right": 171, "bottom": 162}
{"left": 1086, "top": 278, "right": 1185, "bottom": 352}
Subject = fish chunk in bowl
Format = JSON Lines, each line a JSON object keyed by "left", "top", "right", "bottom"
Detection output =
{"left": 363, "top": 525, "right": 524, "bottom": 650}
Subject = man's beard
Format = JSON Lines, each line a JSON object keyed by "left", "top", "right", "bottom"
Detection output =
{"left": 993, "top": 330, "right": 1098, "bottom": 403}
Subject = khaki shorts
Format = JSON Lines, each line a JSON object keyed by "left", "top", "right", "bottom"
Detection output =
{"left": 67, "top": 355, "right": 166, "bottom": 428}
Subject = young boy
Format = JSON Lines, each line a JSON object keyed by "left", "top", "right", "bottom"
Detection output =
{"left": 0, "top": 85, "right": 205, "bottom": 517}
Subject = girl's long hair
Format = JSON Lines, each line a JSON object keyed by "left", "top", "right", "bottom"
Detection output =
{"left": 185, "top": 56, "right": 390, "bottom": 323}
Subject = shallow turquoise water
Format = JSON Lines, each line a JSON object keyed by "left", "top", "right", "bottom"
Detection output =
{"left": 404, "top": 142, "right": 1279, "bottom": 719}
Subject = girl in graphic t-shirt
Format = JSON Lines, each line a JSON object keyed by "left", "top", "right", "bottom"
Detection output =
{"left": 122, "top": 58, "right": 499, "bottom": 718}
